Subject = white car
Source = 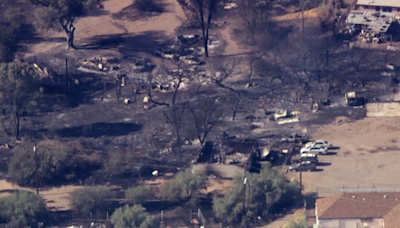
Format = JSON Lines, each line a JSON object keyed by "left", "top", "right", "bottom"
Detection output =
{"left": 300, "top": 146, "right": 328, "bottom": 155}
{"left": 305, "top": 140, "right": 332, "bottom": 148}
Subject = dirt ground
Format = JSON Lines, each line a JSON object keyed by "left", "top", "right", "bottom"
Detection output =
{"left": 0, "top": 180, "right": 83, "bottom": 211}
{"left": 296, "top": 116, "right": 400, "bottom": 195}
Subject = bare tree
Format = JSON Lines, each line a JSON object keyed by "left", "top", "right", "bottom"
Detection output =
{"left": 208, "top": 56, "right": 240, "bottom": 90}
{"left": 177, "top": 0, "right": 221, "bottom": 57}
{"left": 165, "top": 104, "right": 187, "bottom": 144}
{"left": 188, "top": 97, "right": 223, "bottom": 145}
{"left": 236, "top": 0, "right": 272, "bottom": 37}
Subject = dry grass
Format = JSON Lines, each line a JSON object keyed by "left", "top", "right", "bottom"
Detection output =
{"left": 272, "top": 7, "right": 325, "bottom": 21}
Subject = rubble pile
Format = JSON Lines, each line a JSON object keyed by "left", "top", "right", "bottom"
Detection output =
{"left": 77, "top": 55, "right": 154, "bottom": 75}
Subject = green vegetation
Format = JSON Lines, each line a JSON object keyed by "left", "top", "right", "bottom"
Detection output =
{"left": 0, "top": 191, "right": 47, "bottom": 227}
{"left": 71, "top": 186, "right": 115, "bottom": 216}
{"left": 125, "top": 185, "right": 155, "bottom": 205}
{"left": 111, "top": 204, "right": 157, "bottom": 228}
{"left": 213, "top": 164, "right": 300, "bottom": 226}
{"left": 286, "top": 218, "right": 308, "bottom": 228}
{"left": 8, "top": 140, "right": 72, "bottom": 186}
{"left": 162, "top": 169, "right": 207, "bottom": 203}
{"left": 0, "top": 62, "right": 40, "bottom": 139}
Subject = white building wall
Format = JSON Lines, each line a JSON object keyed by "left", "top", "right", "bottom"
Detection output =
{"left": 318, "top": 218, "right": 384, "bottom": 228}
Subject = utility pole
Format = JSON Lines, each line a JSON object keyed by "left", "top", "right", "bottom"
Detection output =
{"left": 242, "top": 176, "right": 247, "bottom": 215}
{"left": 301, "top": 0, "right": 305, "bottom": 33}
{"left": 65, "top": 58, "right": 69, "bottom": 100}
{"left": 34, "top": 142, "right": 39, "bottom": 195}
{"left": 299, "top": 160, "right": 303, "bottom": 204}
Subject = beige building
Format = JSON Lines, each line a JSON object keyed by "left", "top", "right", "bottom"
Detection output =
{"left": 315, "top": 192, "right": 400, "bottom": 228}
{"left": 356, "top": 0, "right": 400, "bottom": 17}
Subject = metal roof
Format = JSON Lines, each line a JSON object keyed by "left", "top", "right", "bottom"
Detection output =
{"left": 357, "top": 0, "right": 400, "bottom": 8}
{"left": 346, "top": 10, "right": 395, "bottom": 33}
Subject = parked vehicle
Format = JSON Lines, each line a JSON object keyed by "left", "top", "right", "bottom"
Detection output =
{"left": 289, "top": 161, "right": 317, "bottom": 172}
{"left": 281, "top": 133, "right": 308, "bottom": 143}
{"left": 300, "top": 146, "right": 328, "bottom": 155}
{"left": 345, "top": 92, "right": 367, "bottom": 106}
{"left": 292, "top": 153, "right": 318, "bottom": 164}
{"left": 305, "top": 140, "right": 333, "bottom": 148}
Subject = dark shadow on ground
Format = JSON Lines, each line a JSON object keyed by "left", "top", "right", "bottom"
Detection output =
{"left": 111, "top": 1, "right": 170, "bottom": 21}
{"left": 317, "top": 162, "right": 332, "bottom": 166}
{"left": 87, "top": 8, "right": 110, "bottom": 16}
{"left": 55, "top": 122, "right": 142, "bottom": 138}
{"left": 77, "top": 31, "right": 173, "bottom": 55}
{"left": 330, "top": 146, "right": 341, "bottom": 150}
{"left": 325, "top": 152, "right": 338, "bottom": 155}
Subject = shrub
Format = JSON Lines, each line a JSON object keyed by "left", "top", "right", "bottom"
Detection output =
{"left": 111, "top": 204, "right": 157, "bottom": 228}
{"left": 71, "top": 186, "right": 115, "bottom": 217}
{"left": 161, "top": 169, "right": 207, "bottom": 203}
{"left": 125, "top": 186, "right": 154, "bottom": 204}
{"left": 0, "top": 191, "right": 47, "bottom": 227}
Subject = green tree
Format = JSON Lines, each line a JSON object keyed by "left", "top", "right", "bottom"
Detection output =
{"left": 8, "top": 140, "right": 72, "bottom": 186}
{"left": 71, "top": 186, "right": 115, "bottom": 217}
{"left": 0, "top": 62, "right": 40, "bottom": 139}
{"left": 125, "top": 186, "right": 154, "bottom": 205}
{"left": 0, "top": 191, "right": 47, "bottom": 227}
{"left": 111, "top": 204, "right": 157, "bottom": 228}
{"left": 26, "top": 0, "right": 98, "bottom": 49}
{"left": 162, "top": 169, "right": 207, "bottom": 203}
{"left": 213, "top": 164, "right": 300, "bottom": 226}
{"left": 285, "top": 218, "right": 308, "bottom": 228}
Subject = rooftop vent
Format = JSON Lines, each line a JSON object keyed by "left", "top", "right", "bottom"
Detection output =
{"left": 384, "top": 195, "right": 388, "bottom": 198}
{"left": 363, "top": 197, "right": 366, "bottom": 201}
{"left": 352, "top": 195, "right": 356, "bottom": 199}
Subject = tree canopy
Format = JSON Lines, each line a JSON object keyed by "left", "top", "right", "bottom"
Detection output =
{"left": 111, "top": 205, "right": 157, "bottom": 228}
{"left": 0, "top": 191, "right": 47, "bottom": 227}
{"left": 213, "top": 164, "right": 300, "bottom": 226}
{"left": 0, "top": 62, "right": 40, "bottom": 139}
{"left": 71, "top": 186, "right": 115, "bottom": 217}
{"left": 8, "top": 140, "right": 73, "bottom": 186}
{"left": 125, "top": 185, "right": 155, "bottom": 205}
{"left": 26, "top": 0, "right": 98, "bottom": 49}
{"left": 162, "top": 169, "right": 207, "bottom": 203}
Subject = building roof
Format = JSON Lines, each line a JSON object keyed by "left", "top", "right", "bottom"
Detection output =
{"left": 346, "top": 10, "right": 395, "bottom": 33}
{"left": 317, "top": 192, "right": 400, "bottom": 219}
{"left": 357, "top": 0, "right": 400, "bottom": 8}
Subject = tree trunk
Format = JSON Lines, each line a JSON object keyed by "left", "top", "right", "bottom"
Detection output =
{"left": 14, "top": 112, "right": 20, "bottom": 140}
{"left": 66, "top": 26, "right": 76, "bottom": 50}
{"left": 202, "top": 27, "right": 209, "bottom": 57}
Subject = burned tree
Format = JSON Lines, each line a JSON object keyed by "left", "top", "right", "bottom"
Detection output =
{"left": 188, "top": 97, "right": 223, "bottom": 145}
{"left": 236, "top": 0, "right": 272, "bottom": 37}
{"left": 0, "top": 62, "right": 40, "bottom": 140}
{"left": 165, "top": 104, "right": 187, "bottom": 144}
{"left": 209, "top": 56, "right": 240, "bottom": 90}
{"left": 26, "top": 0, "right": 98, "bottom": 50}
{"left": 177, "top": 0, "right": 221, "bottom": 57}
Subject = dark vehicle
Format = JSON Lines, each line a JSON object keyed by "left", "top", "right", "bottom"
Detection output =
{"left": 345, "top": 92, "right": 367, "bottom": 106}
{"left": 291, "top": 153, "right": 318, "bottom": 164}
{"left": 281, "top": 133, "right": 308, "bottom": 143}
{"left": 289, "top": 161, "right": 316, "bottom": 172}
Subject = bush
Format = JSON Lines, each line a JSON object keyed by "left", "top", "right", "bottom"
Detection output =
{"left": 213, "top": 164, "right": 301, "bottom": 225}
{"left": 111, "top": 204, "right": 157, "bottom": 228}
{"left": 161, "top": 169, "right": 207, "bottom": 203}
{"left": 71, "top": 186, "right": 115, "bottom": 217}
{"left": 8, "top": 140, "right": 72, "bottom": 186}
{"left": 133, "top": 0, "right": 163, "bottom": 13}
{"left": 125, "top": 186, "right": 154, "bottom": 205}
{"left": 0, "top": 191, "right": 47, "bottom": 227}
